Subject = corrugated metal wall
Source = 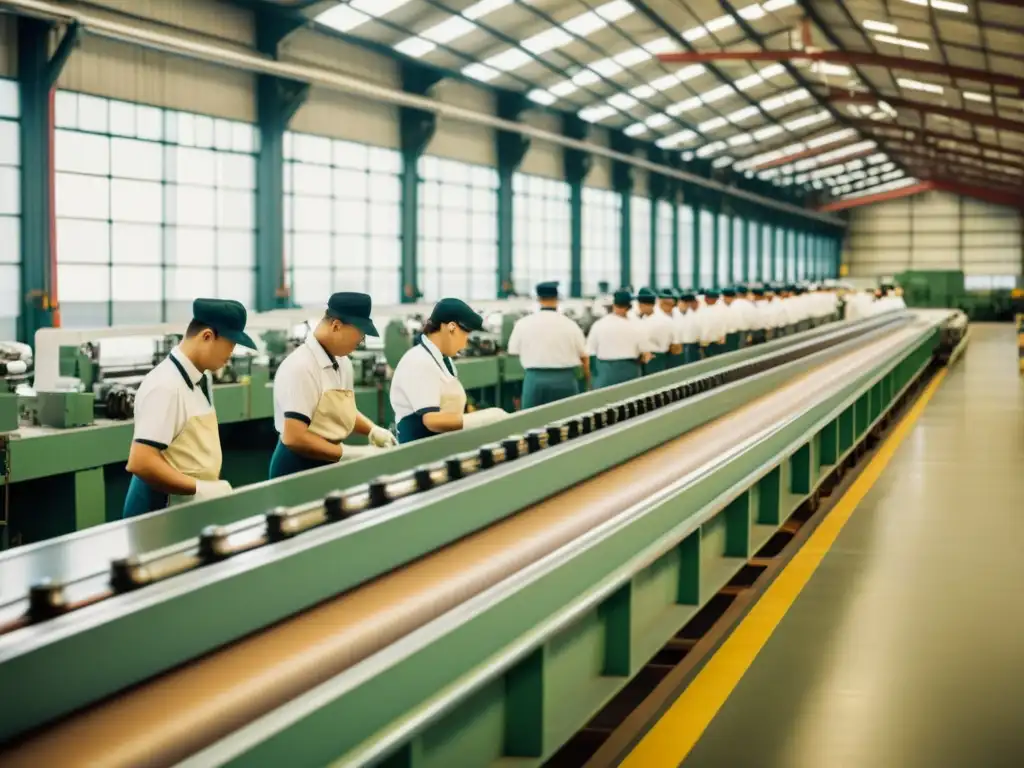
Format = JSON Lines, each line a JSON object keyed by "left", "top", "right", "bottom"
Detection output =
{"left": 843, "top": 190, "right": 1023, "bottom": 278}
{"left": 0, "top": 16, "right": 14, "bottom": 77}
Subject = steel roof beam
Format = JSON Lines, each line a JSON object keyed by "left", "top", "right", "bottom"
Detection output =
{"left": 656, "top": 50, "right": 1024, "bottom": 94}
{"left": 750, "top": 142, "right": 875, "bottom": 171}
{"left": 818, "top": 181, "right": 933, "bottom": 211}
{"left": 847, "top": 120, "right": 1024, "bottom": 162}
{"left": 885, "top": 140, "right": 1024, "bottom": 172}
{"left": 824, "top": 89, "right": 1024, "bottom": 136}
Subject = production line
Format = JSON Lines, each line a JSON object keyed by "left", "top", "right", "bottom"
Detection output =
{"left": 0, "top": 308, "right": 966, "bottom": 767}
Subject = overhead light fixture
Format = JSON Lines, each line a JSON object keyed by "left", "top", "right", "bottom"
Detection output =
{"left": 422, "top": 15, "right": 477, "bottom": 44}
{"left": 521, "top": 28, "right": 573, "bottom": 55}
{"left": 874, "top": 33, "right": 930, "bottom": 50}
{"left": 902, "top": 0, "right": 969, "bottom": 14}
{"left": 527, "top": 89, "right": 557, "bottom": 106}
{"left": 316, "top": 4, "right": 371, "bottom": 33}
{"left": 645, "top": 113, "right": 671, "bottom": 128}
{"left": 657, "top": 130, "right": 698, "bottom": 148}
{"left": 463, "top": 0, "right": 513, "bottom": 19}
{"left": 682, "top": 151, "right": 695, "bottom": 161}
{"left": 862, "top": 19, "right": 899, "bottom": 34}
{"left": 728, "top": 133, "right": 754, "bottom": 147}
{"left": 963, "top": 91, "right": 992, "bottom": 103}
{"left": 898, "top": 77, "right": 944, "bottom": 94}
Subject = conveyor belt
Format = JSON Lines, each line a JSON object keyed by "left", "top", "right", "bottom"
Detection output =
{"left": 0, "top": 326, "right": 924, "bottom": 767}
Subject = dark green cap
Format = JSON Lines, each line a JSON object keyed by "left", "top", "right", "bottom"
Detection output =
{"left": 613, "top": 289, "right": 633, "bottom": 308}
{"left": 658, "top": 288, "right": 677, "bottom": 300}
{"left": 637, "top": 287, "right": 657, "bottom": 304}
{"left": 192, "top": 298, "right": 256, "bottom": 350}
{"left": 735, "top": 284, "right": 748, "bottom": 293}
{"left": 429, "top": 297, "right": 484, "bottom": 332}
{"left": 704, "top": 289, "right": 721, "bottom": 299}
{"left": 752, "top": 287, "right": 765, "bottom": 296}
{"left": 721, "top": 287, "right": 736, "bottom": 298}
{"left": 679, "top": 291, "right": 696, "bottom": 302}
{"left": 326, "top": 292, "right": 379, "bottom": 337}
{"left": 536, "top": 281, "right": 560, "bottom": 299}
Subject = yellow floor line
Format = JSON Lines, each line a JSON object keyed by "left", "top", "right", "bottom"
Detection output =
{"left": 621, "top": 368, "right": 948, "bottom": 768}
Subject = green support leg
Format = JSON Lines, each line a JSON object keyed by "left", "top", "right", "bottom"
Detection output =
{"left": 74, "top": 467, "right": 106, "bottom": 531}
{"left": 611, "top": 132, "right": 634, "bottom": 288}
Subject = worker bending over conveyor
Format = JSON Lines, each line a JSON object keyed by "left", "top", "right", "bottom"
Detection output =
{"left": 269, "top": 292, "right": 397, "bottom": 480}
{"left": 123, "top": 299, "right": 256, "bottom": 518}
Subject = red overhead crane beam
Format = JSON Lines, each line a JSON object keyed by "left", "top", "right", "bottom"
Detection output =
{"left": 655, "top": 50, "right": 1024, "bottom": 94}
{"left": 848, "top": 121, "right": 1024, "bottom": 163}
{"left": 824, "top": 89, "right": 1024, "bottom": 135}
{"left": 817, "top": 181, "right": 933, "bottom": 212}
{"left": 928, "top": 177, "right": 1024, "bottom": 209}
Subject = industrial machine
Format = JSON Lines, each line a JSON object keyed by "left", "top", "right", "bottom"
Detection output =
{"left": 0, "top": 309, "right": 966, "bottom": 767}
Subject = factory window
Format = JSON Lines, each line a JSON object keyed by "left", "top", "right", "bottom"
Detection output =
{"left": 655, "top": 200, "right": 675, "bottom": 290}
{"left": 513, "top": 173, "right": 569, "bottom": 297}
{"left": 964, "top": 275, "right": 1018, "bottom": 290}
{"left": 284, "top": 132, "right": 401, "bottom": 307}
{"left": 54, "top": 91, "right": 257, "bottom": 327}
{"left": 582, "top": 187, "right": 620, "bottom": 295}
{"left": 761, "top": 223, "right": 773, "bottom": 282}
{"left": 774, "top": 227, "right": 786, "bottom": 281}
{"left": 796, "top": 231, "right": 807, "bottom": 281}
{"left": 786, "top": 230, "right": 797, "bottom": 282}
{"left": 746, "top": 220, "right": 759, "bottom": 282}
{"left": 419, "top": 156, "right": 498, "bottom": 302}
{"left": 698, "top": 209, "right": 715, "bottom": 289}
{"left": 678, "top": 204, "right": 694, "bottom": 290}
{"left": 731, "top": 215, "right": 744, "bottom": 285}
{"left": 630, "top": 196, "right": 651, "bottom": 290}
{"left": 0, "top": 79, "right": 19, "bottom": 341}
{"left": 716, "top": 213, "right": 730, "bottom": 288}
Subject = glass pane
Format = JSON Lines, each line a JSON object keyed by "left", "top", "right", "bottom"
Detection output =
{"left": 216, "top": 189, "right": 254, "bottom": 229}
{"left": 170, "top": 185, "right": 216, "bottom": 227}
{"left": 294, "top": 162, "right": 332, "bottom": 195}
{"left": 370, "top": 237, "right": 400, "bottom": 269}
{"left": 291, "top": 232, "right": 332, "bottom": 268}
{"left": 168, "top": 266, "right": 215, "bottom": 299}
{"left": 112, "top": 265, "right": 161, "bottom": 300}
{"left": 0, "top": 80, "right": 20, "bottom": 120}
{"left": 59, "top": 264, "right": 111, "bottom": 301}
{"left": 292, "top": 268, "right": 331, "bottom": 305}
{"left": 55, "top": 130, "right": 110, "bottom": 175}
{"left": 109, "top": 101, "right": 136, "bottom": 137}
{"left": 136, "top": 105, "right": 164, "bottom": 141}
{"left": 171, "top": 227, "right": 215, "bottom": 266}
{"left": 0, "top": 216, "right": 18, "bottom": 263}
{"left": 334, "top": 168, "right": 368, "bottom": 200}
{"left": 56, "top": 174, "right": 110, "bottom": 219}
{"left": 77, "top": 94, "right": 109, "bottom": 133}
{"left": 0, "top": 120, "right": 18, "bottom": 165}
{"left": 334, "top": 235, "right": 367, "bottom": 271}
{"left": 216, "top": 268, "right": 254, "bottom": 306}
{"left": 111, "top": 137, "right": 163, "bottom": 180}
{"left": 0, "top": 264, "right": 18, "bottom": 314}
{"left": 333, "top": 199, "right": 367, "bottom": 235}
{"left": 0, "top": 166, "right": 18, "bottom": 215}
{"left": 174, "top": 147, "right": 216, "bottom": 186}
{"left": 112, "top": 223, "right": 161, "bottom": 264}
{"left": 112, "top": 179, "right": 163, "bottom": 224}
{"left": 57, "top": 219, "right": 108, "bottom": 264}
{"left": 217, "top": 230, "right": 254, "bottom": 268}
{"left": 292, "top": 195, "right": 332, "bottom": 233}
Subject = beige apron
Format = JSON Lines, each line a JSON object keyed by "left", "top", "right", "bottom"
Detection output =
{"left": 439, "top": 376, "right": 467, "bottom": 417}
{"left": 165, "top": 411, "right": 223, "bottom": 506}
{"left": 307, "top": 389, "right": 358, "bottom": 443}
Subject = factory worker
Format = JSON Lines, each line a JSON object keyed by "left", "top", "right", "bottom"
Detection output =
{"left": 390, "top": 298, "right": 486, "bottom": 444}
{"left": 587, "top": 289, "right": 652, "bottom": 388}
{"left": 768, "top": 285, "right": 787, "bottom": 337}
{"left": 632, "top": 287, "right": 675, "bottom": 374}
{"left": 750, "top": 287, "right": 770, "bottom": 344}
{"left": 123, "top": 299, "right": 256, "bottom": 518}
{"left": 675, "top": 291, "right": 701, "bottom": 364}
{"left": 508, "top": 281, "right": 589, "bottom": 408}
{"left": 730, "top": 285, "right": 758, "bottom": 348}
{"left": 656, "top": 288, "right": 684, "bottom": 367}
{"left": 268, "top": 293, "right": 396, "bottom": 480}
{"left": 698, "top": 289, "right": 728, "bottom": 358}
{"left": 720, "top": 288, "right": 743, "bottom": 352}
{"left": 844, "top": 288, "right": 876, "bottom": 321}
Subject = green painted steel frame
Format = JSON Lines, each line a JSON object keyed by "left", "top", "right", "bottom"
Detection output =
{"left": 190, "top": 324, "right": 942, "bottom": 767}
{"left": 0, "top": 318, "right": 908, "bottom": 742}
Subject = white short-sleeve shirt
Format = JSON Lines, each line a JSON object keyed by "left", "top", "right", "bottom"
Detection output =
{"left": 507, "top": 308, "right": 587, "bottom": 369}
{"left": 132, "top": 347, "right": 214, "bottom": 450}
{"left": 273, "top": 333, "right": 355, "bottom": 433}
{"left": 390, "top": 335, "right": 459, "bottom": 423}
{"left": 587, "top": 314, "right": 650, "bottom": 360}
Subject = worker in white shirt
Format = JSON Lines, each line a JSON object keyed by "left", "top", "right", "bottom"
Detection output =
{"left": 124, "top": 298, "right": 255, "bottom": 518}
{"left": 675, "top": 291, "right": 701, "bottom": 363}
{"left": 633, "top": 287, "right": 676, "bottom": 374}
{"left": 698, "top": 289, "right": 728, "bottom": 358}
{"left": 655, "top": 288, "right": 684, "bottom": 368}
{"left": 730, "top": 284, "right": 758, "bottom": 347}
{"left": 269, "top": 292, "right": 397, "bottom": 480}
{"left": 749, "top": 287, "right": 770, "bottom": 344}
{"left": 390, "top": 298, "right": 487, "bottom": 444}
{"left": 508, "top": 281, "right": 589, "bottom": 408}
{"left": 587, "top": 289, "right": 653, "bottom": 388}
{"left": 844, "top": 288, "right": 876, "bottom": 321}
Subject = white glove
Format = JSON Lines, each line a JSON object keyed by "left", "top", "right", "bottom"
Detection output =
{"left": 339, "top": 444, "right": 384, "bottom": 461}
{"left": 169, "top": 479, "right": 232, "bottom": 506}
{"left": 369, "top": 425, "right": 398, "bottom": 448}
{"left": 463, "top": 408, "right": 510, "bottom": 430}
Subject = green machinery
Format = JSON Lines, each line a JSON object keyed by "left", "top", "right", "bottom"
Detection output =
{"left": 897, "top": 270, "right": 1021, "bottom": 322}
{"left": 0, "top": 310, "right": 966, "bottom": 766}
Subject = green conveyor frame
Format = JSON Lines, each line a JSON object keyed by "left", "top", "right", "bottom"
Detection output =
{"left": 0, "top": 313, "right": 939, "bottom": 746}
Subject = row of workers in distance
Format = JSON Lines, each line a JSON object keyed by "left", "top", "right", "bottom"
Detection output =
{"left": 121, "top": 282, "right": 906, "bottom": 519}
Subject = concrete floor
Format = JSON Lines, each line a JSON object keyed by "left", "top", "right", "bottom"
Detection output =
{"left": 682, "top": 324, "right": 1024, "bottom": 768}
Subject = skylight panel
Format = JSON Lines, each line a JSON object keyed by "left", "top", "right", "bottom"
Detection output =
{"left": 728, "top": 105, "right": 761, "bottom": 122}
{"left": 464, "top": 0, "right": 513, "bottom": 19}
{"left": 550, "top": 81, "right": 578, "bottom": 97}
{"left": 579, "top": 105, "right": 617, "bottom": 123}
{"left": 682, "top": 151, "right": 695, "bottom": 161}
{"left": 462, "top": 63, "right": 500, "bottom": 82}
{"left": 683, "top": 27, "right": 709, "bottom": 43}
{"left": 608, "top": 93, "right": 638, "bottom": 110}
{"left": 676, "top": 65, "right": 706, "bottom": 82}
{"left": 615, "top": 48, "right": 653, "bottom": 67}
{"left": 650, "top": 74, "right": 679, "bottom": 91}
{"left": 712, "top": 156, "right": 735, "bottom": 168}
{"left": 739, "top": 4, "right": 767, "bottom": 20}
{"left": 902, "top": 0, "right": 969, "bottom": 13}
{"left": 667, "top": 97, "right": 702, "bottom": 115}
{"left": 350, "top": 0, "right": 412, "bottom": 17}
{"left": 698, "top": 116, "right": 729, "bottom": 132}
{"left": 657, "top": 129, "right": 698, "bottom": 148}
{"left": 422, "top": 16, "right": 477, "bottom": 44}
{"left": 762, "top": 0, "right": 797, "bottom": 10}
{"left": 485, "top": 48, "right": 532, "bottom": 72}
{"left": 812, "top": 62, "right": 851, "bottom": 77}
{"left": 696, "top": 141, "right": 728, "bottom": 158}
{"left": 874, "top": 34, "right": 930, "bottom": 50}
{"left": 702, "top": 84, "right": 735, "bottom": 104}
{"left": 643, "top": 37, "right": 677, "bottom": 54}
{"left": 596, "top": 1, "right": 634, "bottom": 22}
{"left": 527, "top": 89, "right": 557, "bottom": 106}
{"left": 963, "top": 91, "right": 992, "bottom": 103}
{"left": 735, "top": 73, "right": 764, "bottom": 91}
{"left": 866, "top": 153, "right": 888, "bottom": 164}
{"left": 862, "top": 20, "right": 898, "bottom": 34}
{"left": 806, "top": 128, "right": 855, "bottom": 148}
{"left": 630, "top": 84, "right": 656, "bottom": 99}
{"left": 522, "top": 28, "right": 573, "bottom": 55}
{"left": 705, "top": 16, "right": 736, "bottom": 32}
{"left": 898, "top": 77, "right": 943, "bottom": 94}
{"left": 316, "top": 5, "right": 371, "bottom": 33}
{"left": 624, "top": 123, "right": 648, "bottom": 137}
{"left": 590, "top": 58, "right": 624, "bottom": 77}
{"left": 728, "top": 133, "right": 754, "bottom": 147}
{"left": 563, "top": 12, "right": 606, "bottom": 37}
{"left": 394, "top": 37, "right": 435, "bottom": 58}
{"left": 752, "top": 124, "right": 784, "bottom": 141}
{"left": 784, "top": 109, "right": 830, "bottom": 131}
{"left": 572, "top": 69, "right": 601, "bottom": 87}
{"left": 760, "top": 64, "right": 786, "bottom": 79}
{"left": 645, "top": 113, "right": 671, "bottom": 128}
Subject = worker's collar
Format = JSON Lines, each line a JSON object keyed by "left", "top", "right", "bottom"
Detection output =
{"left": 170, "top": 347, "right": 204, "bottom": 388}
{"left": 305, "top": 332, "right": 339, "bottom": 371}
{"left": 420, "top": 333, "right": 449, "bottom": 368}
{"left": 539, "top": 306, "right": 557, "bottom": 312}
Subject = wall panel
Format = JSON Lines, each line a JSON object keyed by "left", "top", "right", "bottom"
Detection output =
{"left": 426, "top": 80, "right": 495, "bottom": 167}
{"left": 0, "top": 16, "right": 14, "bottom": 77}
{"left": 586, "top": 127, "right": 613, "bottom": 191}
{"left": 519, "top": 111, "right": 562, "bottom": 179}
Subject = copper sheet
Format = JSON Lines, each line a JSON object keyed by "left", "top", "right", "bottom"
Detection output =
{"left": 1, "top": 329, "right": 919, "bottom": 767}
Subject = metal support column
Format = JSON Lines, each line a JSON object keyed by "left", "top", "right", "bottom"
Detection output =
{"left": 254, "top": 10, "right": 307, "bottom": 311}
{"left": 691, "top": 201, "right": 702, "bottom": 290}
{"left": 17, "top": 18, "right": 79, "bottom": 343}
{"left": 496, "top": 93, "right": 530, "bottom": 298}
{"left": 398, "top": 63, "right": 443, "bottom": 303}
{"left": 671, "top": 188, "right": 680, "bottom": 290}
{"left": 563, "top": 116, "right": 591, "bottom": 298}
{"left": 711, "top": 209, "right": 721, "bottom": 289}
{"left": 611, "top": 132, "right": 634, "bottom": 288}
{"left": 741, "top": 214, "right": 751, "bottom": 283}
